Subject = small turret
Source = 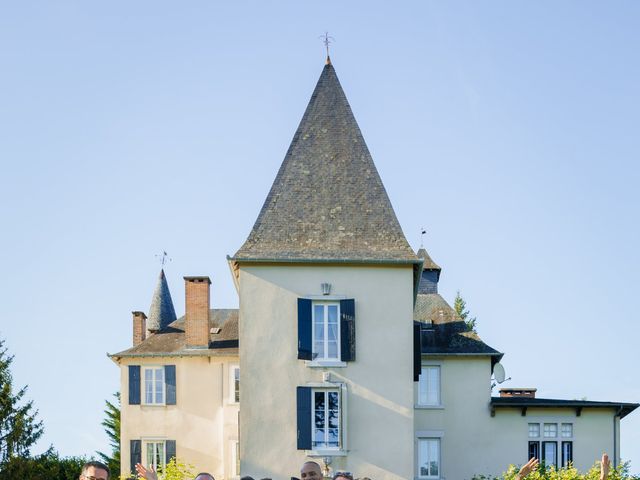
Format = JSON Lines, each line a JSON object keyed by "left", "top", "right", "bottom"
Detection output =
{"left": 417, "top": 248, "right": 441, "bottom": 294}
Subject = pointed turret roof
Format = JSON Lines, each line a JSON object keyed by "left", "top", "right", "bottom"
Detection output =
{"left": 233, "top": 62, "right": 417, "bottom": 263}
{"left": 146, "top": 269, "right": 177, "bottom": 332}
{"left": 417, "top": 248, "right": 441, "bottom": 271}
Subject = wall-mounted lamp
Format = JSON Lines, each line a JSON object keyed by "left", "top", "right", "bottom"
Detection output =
{"left": 321, "top": 282, "right": 332, "bottom": 295}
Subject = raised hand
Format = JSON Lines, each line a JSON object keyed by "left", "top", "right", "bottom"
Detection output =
{"left": 135, "top": 463, "right": 158, "bottom": 480}
{"left": 600, "top": 453, "right": 610, "bottom": 480}
{"left": 516, "top": 457, "right": 539, "bottom": 480}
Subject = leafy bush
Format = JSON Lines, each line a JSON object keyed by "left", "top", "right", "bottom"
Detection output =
{"left": 0, "top": 448, "right": 87, "bottom": 480}
{"left": 471, "top": 461, "right": 639, "bottom": 480}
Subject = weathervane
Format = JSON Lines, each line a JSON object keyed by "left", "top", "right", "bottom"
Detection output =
{"left": 155, "top": 251, "right": 171, "bottom": 267}
{"left": 319, "top": 32, "right": 335, "bottom": 63}
{"left": 420, "top": 228, "right": 427, "bottom": 248}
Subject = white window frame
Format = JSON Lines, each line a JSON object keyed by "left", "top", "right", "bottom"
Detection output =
{"left": 525, "top": 419, "right": 574, "bottom": 467}
{"left": 142, "top": 366, "right": 165, "bottom": 405}
{"left": 417, "top": 364, "right": 441, "bottom": 407}
{"left": 528, "top": 423, "right": 540, "bottom": 438}
{"left": 311, "top": 301, "right": 341, "bottom": 362}
{"left": 561, "top": 423, "right": 573, "bottom": 438}
{"left": 543, "top": 423, "right": 557, "bottom": 438}
{"left": 417, "top": 437, "right": 441, "bottom": 479}
{"left": 143, "top": 439, "right": 166, "bottom": 473}
{"left": 230, "top": 440, "right": 239, "bottom": 479}
{"left": 229, "top": 365, "right": 240, "bottom": 404}
{"left": 311, "top": 388, "right": 341, "bottom": 451}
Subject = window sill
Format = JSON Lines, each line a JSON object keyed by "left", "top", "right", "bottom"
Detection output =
{"left": 306, "top": 449, "right": 347, "bottom": 457}
{"left": 141, "top": 403, "right": 167, "bottom": 407}
{"left": 415, "top": 404, "right": 444, "bottom": 410}
{"left": 306, "top": 360, "right": 347, "bottom": 368}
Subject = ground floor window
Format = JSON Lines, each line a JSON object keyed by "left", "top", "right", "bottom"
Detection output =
{"left": 528, "top": 441, "right": 539, "bottom": 460}
{"left": 562, "top": 441, "right": 573, "bottom": 467}
{"left": 418, "top": 438, "right": 440, "bottom": 479}
{"left": 145, "top": 441, "right": 166, "bottom": 472}
{"left": 312, "top": 389, "right": 340, "bottom": 448}
{"left": 542, "top": 441, "right": 557, "bottom": 467}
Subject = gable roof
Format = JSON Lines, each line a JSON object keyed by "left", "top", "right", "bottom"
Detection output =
{"left": 110, "top": 309, "right": 238, "bottom": 358}
{"left": 233, "top": 62, "right": 418, "bottom": 264}
{"left": 146, "top": 269, "right": 177, "bottom": 332}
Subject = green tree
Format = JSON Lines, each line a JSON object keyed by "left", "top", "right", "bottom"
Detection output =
{"left": 0, "top": 448, "right": 86, "bottom": 480}
{"left": 454, "top": 291, "right": 477, "bottom": 333}
{"left": 0, "top": 337, "right": 44, "bottom": 462}
{"left": 97, "top": 392, "right": 120, "bottom": 475}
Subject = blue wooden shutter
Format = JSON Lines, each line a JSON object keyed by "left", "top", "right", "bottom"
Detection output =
{"left": 130, "top": 439, "right": 141, "bottom": 475}
{"left": 165, "top": 439, "right": 176, "bottom": 464}
{"left": 296, "top": 386, "right": 312, "bottom": 450}
{"left": 165, "top": 365, "right": 176, "bottom": 405}
{"left": 339, "top": 299, "right": 356, "bottom": 361}
{"left": 128, "top": 365, "right": 141, "bottom": 405}
{"left": 297, "top": 299, "right": 312, "bottom": 360}
{"left": 413, "top": 322, "right": 421, "bottom": 381}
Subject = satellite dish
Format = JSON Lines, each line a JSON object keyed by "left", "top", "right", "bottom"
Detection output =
{"left": 494, "top": 362, "right": 506, "bottom": 384}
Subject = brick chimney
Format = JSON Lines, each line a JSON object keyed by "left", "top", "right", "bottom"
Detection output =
{"left": 132, "top": 311, "right": 147, "bottom": 347}
{"left": 500, "top": 388, "right": 537, "bottom": 398}
{"left": 184, "top": 276, "right": 211, "bottom": 348}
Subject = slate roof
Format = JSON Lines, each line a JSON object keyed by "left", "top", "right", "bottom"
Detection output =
{"left": 110, "top": 309, "right": 238, "bottom": 358}
{"left": 146, "top": 269, "right": 177, "bottom": 332}
{"left": 490, "top": 397, "right": 639, "bottom": 419}
{"left": 233, "top": 62, "right": 418, "bottom": 264}
{"left": 413, "top": 249, "right": 502, "bottom": 359}
{"left": 417, "top": 247, "right": 441, "bottom": 271}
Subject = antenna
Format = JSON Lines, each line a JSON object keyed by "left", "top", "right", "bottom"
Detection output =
{"left": 155, "top": 251, "right": 172, "bottom": 268}
{"left": 491, "top": 362, "right": 512, "bottom": 390}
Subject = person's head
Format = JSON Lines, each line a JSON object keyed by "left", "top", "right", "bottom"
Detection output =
{"left": 194, "top": 474, "right": 215, "bottom": 480}
{"left": 332, "top": 472, "right": 354, "bottom": 480}
{"left": 79, "top": 461, "right": 110, "bottom": 480}
{"left": 240, "top": 477, "right": 255, "bottom": 480}
{"left": 300, "top": 461, "right": 322, "bottom": 479}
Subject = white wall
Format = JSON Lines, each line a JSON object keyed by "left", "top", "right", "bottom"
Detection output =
{"left": 119, "top": 355, "right": 239, "bottom": 479}
{"left": 238, "top": 264, "right": 415, "bottom": 480}
{"left": 415, "top": 356, "right": 618, "bottom": 479}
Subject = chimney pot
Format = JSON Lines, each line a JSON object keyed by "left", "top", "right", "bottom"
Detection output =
{"left": 499, "top": 388, "right": 537, "bottom": 398}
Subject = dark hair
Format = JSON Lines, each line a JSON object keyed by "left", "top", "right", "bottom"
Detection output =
{"left": 194, "top": 474, "right": 215, "bottom": 480}
{"left": 240, "top": 477, "right": 255, "bottom": 480}
{"left": 81, "top": 461, "right": 110, "bottom": 480}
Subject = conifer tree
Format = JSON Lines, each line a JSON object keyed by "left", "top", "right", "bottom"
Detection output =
{"left": 97, "top": 392, "right": 120, "bottom": 475}
{"left": 454, "top": 291, "right": 477, "bottom": 333}
{"left": 0, "top": 337, "right": 44, "bottom": 462}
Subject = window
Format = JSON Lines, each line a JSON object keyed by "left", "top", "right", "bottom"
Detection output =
{"left": 543, "top": 423, "right": 557, "bottom": 438}
{"left": 542, "top": 441, "right": 557, "bottom": 467}
{"left": 528, "top": 423, "right": 540, "bottom": 438}
{"left": 143, "top": 367, "right": 165, "bottom": 405}
{"left": 528, "top": 441, "right": 540, "bottom": 460}
{"left": 145, "top": 441, "right": 166, "bottom": 472}
{"left": 418, "top": 366, "right": 440, "bottom": 406}
{"left": 312, "top": 389, "right": 340, "bottom": 449}
{"left": 230, "top": 441, "right": 239, "bottom": 477}
{"left": 562, "top": 441, "right": 573, "bottom": 467}
{"left": 561, "top": 423, "right": 573, "bottom": 438}
{"left": 229, "top": 366, "right": 240, "bottom": 403}
{"left": 418, "top": 438, "right": 440, "bottom": 479}
{"left": 313, "top": 303, "right": 340, "bottom": 361}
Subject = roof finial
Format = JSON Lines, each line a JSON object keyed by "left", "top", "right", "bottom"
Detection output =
{"left": 155, "top": 251, "right": 172, "bottom": 268}
{"left": 319, "top": 31, "right": 334, "bottom": 64}
{"left": 420, "top": 228, "right": 427, "bottom": 248}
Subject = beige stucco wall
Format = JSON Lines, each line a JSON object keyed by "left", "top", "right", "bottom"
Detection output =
{"left": 119, "top": 355, "right": 239, "bottom": 479}
{"left": 238, "top": 264, "right": 415, "bottom": 480}
{"left": 415, "top": 356, "right": 618, "bottom": 479}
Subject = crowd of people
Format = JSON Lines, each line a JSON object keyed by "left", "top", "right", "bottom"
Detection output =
{"left": 76, "top": 453, "right": 612, "bottom": 480}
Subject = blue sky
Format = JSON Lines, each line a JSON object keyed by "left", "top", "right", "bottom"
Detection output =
{"left": 1, "top": 0, "right": 639, "bottom": 473}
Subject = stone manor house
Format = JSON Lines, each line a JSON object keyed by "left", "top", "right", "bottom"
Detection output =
{"left": 109, "top": 57, "right": 637, "bottom": 480}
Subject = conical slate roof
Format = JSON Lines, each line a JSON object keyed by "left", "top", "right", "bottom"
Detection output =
{"left": 147, "top": 269, "right": 177, "bottom": 332}
{"left": 417, "top": 247, "right": 441, "bottom": 271}
{"left": 233, "top": 62, "right": 417, "bottom": 263}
